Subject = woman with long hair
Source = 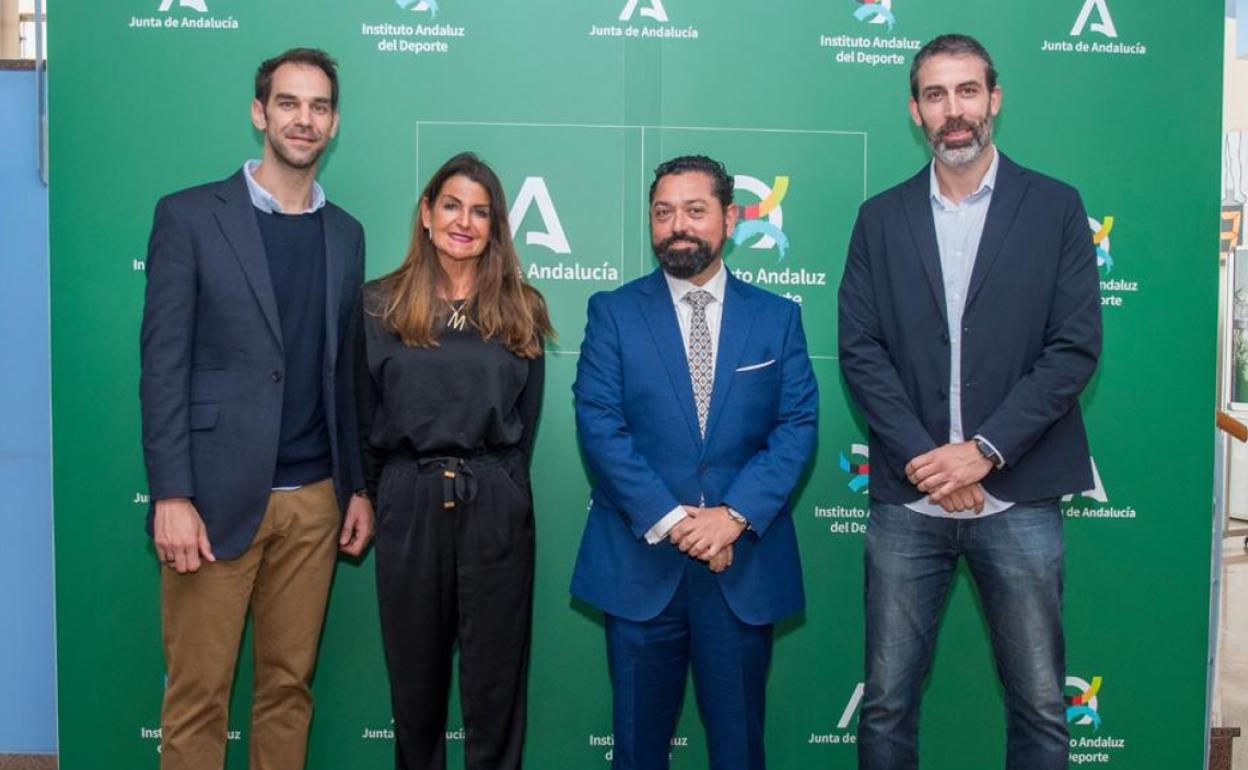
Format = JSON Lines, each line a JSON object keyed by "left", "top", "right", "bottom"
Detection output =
{"left": 357, "top": 152, "right": 553, "bottom": 770}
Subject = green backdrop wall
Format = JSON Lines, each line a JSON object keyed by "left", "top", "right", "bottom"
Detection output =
{"left": 51, "top": 1, "right": 1221, "bottom": 767}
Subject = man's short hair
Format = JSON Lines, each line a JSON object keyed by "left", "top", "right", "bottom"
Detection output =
{"left": 909, "top": 34, "right": 997, "bottom": 99}
{"left": 649, "top": 155, "right": 735, "bottom": 210}
{"left": 255, "top": 48, "right": 340, "bottom": 109}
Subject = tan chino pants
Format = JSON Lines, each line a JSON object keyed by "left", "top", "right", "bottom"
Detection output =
{"left": 159, "top": 478, "right": 339, "bottom": 770}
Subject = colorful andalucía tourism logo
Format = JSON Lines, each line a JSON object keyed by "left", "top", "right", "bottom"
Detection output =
{"left": 1065, "top": 675, "right": 1103, "bottom": 730}
{"left": 361, "top": 0, "right": 462, "bottom": 56}
{"left": 1089, "top": 216, "right": 1114, "bottom": 276}
{"left": 732, "top": 175, "right": 790, "bottom": 259}
{"left": 397, "top": 0, "right": 439, "bottom": 16}
{"left": 853, "top": 0, "right": 895, "bottom": 32}
{"left": 838, "top": 443, "right": 870, "bottom": 494}
{"left": 819, "top": 0, "right": 915, "bottom": 67}
{"left": 1085, "top": 214, "right": 1139, "bottom": 308}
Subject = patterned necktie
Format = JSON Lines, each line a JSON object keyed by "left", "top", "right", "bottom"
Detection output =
{"left": 683, "top": 289, "right": 715, "bottom": 437}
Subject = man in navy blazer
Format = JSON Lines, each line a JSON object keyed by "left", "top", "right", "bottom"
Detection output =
{"left": 572, "top": 155, "right": 818, "bottom": 770}
{"left": 838, "top": 35, "right": 1101, "bottom": 770}
{"left": 139, "top": 48, "right": 373, "bottom": 770}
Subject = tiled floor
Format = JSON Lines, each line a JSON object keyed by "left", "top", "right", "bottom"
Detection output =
{"left": 1217, "top": 531, "right": 1248, "bottom": 769}
{"left": 0, "top": 756, "right": 55, "bottom": 770}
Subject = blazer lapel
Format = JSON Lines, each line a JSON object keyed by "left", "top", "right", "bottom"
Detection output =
{"left": 900, "top": 165, "right": 948, "bottom": 324}
{"left": 322, "top": 205, "right": 347, "bottom": 369}
{"left": 703, "top": 273, "right": 756, "bottom": 446}
{"left": 638, "top": 270, "right": 703, "bottom": 449}
{"left": 966, "top": 153, "right": 1028, "bottom": 308}
{"left": 213, "top": 172, "right": 283, "bottom": 351}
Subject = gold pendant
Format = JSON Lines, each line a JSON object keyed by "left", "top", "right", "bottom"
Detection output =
{"left": 446, "top": 300, "right": 468, "bottom": 331}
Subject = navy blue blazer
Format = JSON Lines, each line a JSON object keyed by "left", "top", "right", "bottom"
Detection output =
{"left": 571, "top": 269, "right": 818, "bottom": 625}
{"left": 139, "top": 171, "right": 366, "bottom": 559}
{"left": 838, "top": 153, "right": 1101, "bottom": 503}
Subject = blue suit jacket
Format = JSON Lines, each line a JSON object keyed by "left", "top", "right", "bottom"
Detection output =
{"left": 139, "top": 171, "right": 366, "bottom": 559}
{"left": 570, "top": 269, "right": 818, "bottom": 625}
{"left": 837, "top": 154, "right": 1101, "bottom": 503}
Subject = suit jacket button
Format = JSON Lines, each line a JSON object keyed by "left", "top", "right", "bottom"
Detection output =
{"left": 272, "top": 370, "right": 284, "bottom": 382}
{"left": 698, "top": 464, "right": 709, "bottom": 474}
{"left": 938, "top": 388, "right": 947, "bottom": 401}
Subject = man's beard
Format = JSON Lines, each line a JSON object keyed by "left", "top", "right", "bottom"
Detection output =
{"left": 926, "top": 114, "right": 993, "bottom": 167}
{"left": 653, "top": 233, "right": 721, "bottom": 280}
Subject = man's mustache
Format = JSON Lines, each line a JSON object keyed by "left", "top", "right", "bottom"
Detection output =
{"left": 937, "top": 117, "right": 979, "bottom": 141}
{"left": 658, "top": 233, "right": 711, "bottom": 250}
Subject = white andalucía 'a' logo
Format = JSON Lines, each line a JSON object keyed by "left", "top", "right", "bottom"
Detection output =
{"left": 158, "top": 0, "right": 208, "bottom": 11}
{"left": 619, "top": 0, "right": 669, "bottom": 22}
{"left": 837, "top": 683, "right": 864, "bottom": 729}
{"left": 1070, "top": 0, "right": 1117, "bottom": 38}
{"left": 1062, "top": 457, "right": 1107, "bottom": 504}
{"left": 508, "top": 177, "right": 571, "bottom": 255}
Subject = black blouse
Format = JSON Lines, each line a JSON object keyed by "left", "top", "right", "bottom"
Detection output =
{"left": 356, "top": 291, "right": 545, "bottom": 498}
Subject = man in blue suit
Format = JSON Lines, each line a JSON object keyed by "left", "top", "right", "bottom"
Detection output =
{"left": 140, "top": 48, "right": 373, "bottom": 770}
{"left": 572, "top": 155, "right": 818, "bottom": 770}
{"left": 838, "top": 35, "right": 1101, "bottom": 770}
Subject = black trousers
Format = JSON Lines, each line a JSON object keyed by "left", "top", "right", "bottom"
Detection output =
{"left": 375, "top": 450, "right": 535, "bottom": 770}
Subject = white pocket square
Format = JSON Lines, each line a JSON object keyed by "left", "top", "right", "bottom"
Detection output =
{"left": 735, "top": 359, "right": 776, "bottom": 372}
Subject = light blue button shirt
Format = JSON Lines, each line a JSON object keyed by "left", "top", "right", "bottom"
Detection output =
{"left": 242, "top": 159, "right": 326, "bottom": 215}
{"left": 906, "top": 149, "right": 1013, "bottom": 519}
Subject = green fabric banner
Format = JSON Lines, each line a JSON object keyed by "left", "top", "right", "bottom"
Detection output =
{"left": 51, "top": 0, "right": 1220, "bottom": 767}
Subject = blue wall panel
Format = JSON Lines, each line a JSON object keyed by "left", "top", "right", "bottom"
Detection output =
{"left": 0, "top": 68, "right": 56, "bottom": 755}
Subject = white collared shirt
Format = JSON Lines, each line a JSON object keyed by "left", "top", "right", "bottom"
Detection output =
{"left": 645, "top": 263, "right": 732, "bottom": 544}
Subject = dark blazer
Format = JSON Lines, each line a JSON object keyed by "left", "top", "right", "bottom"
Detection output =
{"left": 838, "top": 153, "right": 1101, "bottom": 503}
{"left": 140, "top": 170, "right": 366, "bottom": 560}
{"left": 571, "top": 269, "right": 818, "bottom": 625}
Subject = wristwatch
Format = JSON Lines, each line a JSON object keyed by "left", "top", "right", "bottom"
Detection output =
{"left": 972, "top": 437, "right": 1004, "bottom": 470}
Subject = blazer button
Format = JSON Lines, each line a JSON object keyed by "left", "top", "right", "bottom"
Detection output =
{"left": 272, "top": 370, "right": 284, "bottom": 382}
{"left": 698, "top": 464, "right": 709, "bottom": 475}
{"left": 940, "top": 331, "right": 949, "bottom": 345}
{"left": 938, "top": 388, "right": 947, "bottom": 401}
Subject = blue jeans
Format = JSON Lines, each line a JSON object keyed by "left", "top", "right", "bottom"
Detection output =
{"left": 858, "top": 500, "right": 1068, "bottom": 770}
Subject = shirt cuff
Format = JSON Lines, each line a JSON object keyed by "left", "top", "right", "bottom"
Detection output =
{"left": 726, "top": 506, "right": 751, "bottom": 530}
{"left": 645, "top": 506, "right": 688, "bottom": 544}
{"left": 973, "top": 434, "right": 1006, "bottom": 469}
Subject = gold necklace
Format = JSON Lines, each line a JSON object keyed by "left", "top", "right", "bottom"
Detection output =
{"left": 445, "top": 299, "right": 469, "bottom": 331}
